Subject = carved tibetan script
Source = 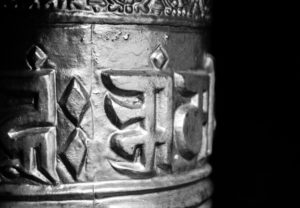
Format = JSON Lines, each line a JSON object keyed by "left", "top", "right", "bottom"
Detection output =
{"left": 0, "top": 69, "right": 58, "bottom": 184}
{"left": 174, "top": 70, "right": 212, "bottom": 162}
{"left": 100, "top": 67, "right": 214, "bottom": 178}
{"left": 0, "top": 65, "right": 214, "bottom": 182}
{"left": 101, "top": 70, "right": 173, "bottom": 178}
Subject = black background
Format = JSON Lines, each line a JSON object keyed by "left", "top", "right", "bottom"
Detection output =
{"left": 210, "top": 1, "right": 298, "bottom": 208}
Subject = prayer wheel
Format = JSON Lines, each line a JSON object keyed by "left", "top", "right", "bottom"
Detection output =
{"left": 0, "top": 0, "right": 215, "bottom": 207}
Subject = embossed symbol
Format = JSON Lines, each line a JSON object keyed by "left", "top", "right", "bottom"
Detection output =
{"left": 8, "top": 127, "right": 59, "bottom": 184}
{"left": 150, "top": 46, "right": 168, "bottom": 70}
{"left": 26, "top": 45, "right": 48, "bottom": 70}
{"left": 201, "top": 54, "right": 215, "bottom": 157}
{"left": 0, "top": 70, "right": 58, "bottom": 184}
{"left": 174, "top": 71, "right": 209, "bottom": 160}
{"left": 57, "top": 78, "right": 92, "bottom": 181}
{"left": 101, "top": 70, "right": 173, "bottom": 178}
{"left": 60, "top": 128, "right": 87, "bottom": 180}
{"left": 59, "top": 78, "right": 90, "bottom": 126}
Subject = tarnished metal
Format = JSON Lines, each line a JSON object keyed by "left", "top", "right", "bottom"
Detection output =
{"left": 0, "top": 0, "right": 215, "bottom": 207}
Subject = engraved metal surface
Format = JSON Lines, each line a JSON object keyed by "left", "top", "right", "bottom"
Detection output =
{"left": 0, "top": 0, "right": 211, "bottom": 27}
{"left": 0, "top": 4, "right": 215, "bottom": 207}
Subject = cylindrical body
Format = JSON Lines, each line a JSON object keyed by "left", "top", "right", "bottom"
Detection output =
{"left": 0, "top": 1, "right": 215, "bottom": 207}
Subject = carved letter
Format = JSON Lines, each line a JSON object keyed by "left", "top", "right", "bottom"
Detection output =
{"left": 101, "top": 70, "right": 173, "bottom": 178}
{"left": 174, "top": 62, "right": 215, "bottom": 161}
{"left": 0, "top": 69, "right": 58, "bottom": 184}
{"left": 9, "top": 127, "right": 58, "bottom": 184}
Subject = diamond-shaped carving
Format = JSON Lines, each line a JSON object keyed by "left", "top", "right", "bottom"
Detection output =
{"left": 26, "top": 45, "right": 48, "bottom": 70}
{"left": 57, "top": 106, "right": 76, "bottom": 152}
{"left": 59, "top": 78, "right": 89, "bottom": 126}
{"left": 150, "top": 46, "right": 168, "bottom": 70}
{"left": 61, "top": 128, "right": 87, "bottom": 179}
{"left": 79, "top": 105, "right": 94, "bottom": 140}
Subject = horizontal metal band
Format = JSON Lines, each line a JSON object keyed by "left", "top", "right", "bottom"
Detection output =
{"left": 0, "top": 198, "right": 212, "bottom": 208}
{"left": 0, "top": 0, "right": 211, "bottom": 27}
{"left": 0, "top": 11, "right": 209, "bottom": 27}
{"left": 0, "top": 164, "right": 211, "bottom": 201}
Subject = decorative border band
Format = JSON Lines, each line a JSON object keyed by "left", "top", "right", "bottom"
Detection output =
{"left": 0, "top": 0, "right": 211, "bottom": 27}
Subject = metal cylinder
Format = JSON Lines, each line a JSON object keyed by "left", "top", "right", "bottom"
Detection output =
{"left": 0, "top": 0, "right": 215, "bottom": 207}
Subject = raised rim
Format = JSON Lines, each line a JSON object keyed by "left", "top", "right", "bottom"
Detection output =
{"left": 0, "top": 164, "right": 211, "bottom": 201}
